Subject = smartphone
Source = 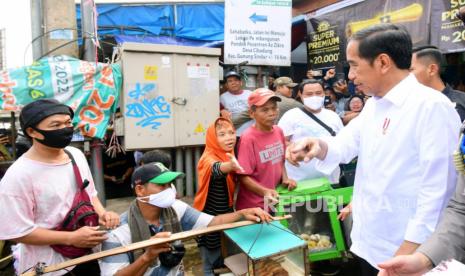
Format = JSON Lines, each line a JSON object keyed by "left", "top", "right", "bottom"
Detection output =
{"left": 311, "top": 70, "right": 323, "bottom": 77}
{"left": 97, "top": 225, "right": 110, "bottom": 231}
{"left": 324, "top": 96, "right": 332, "bottom": 107}
{"left": 336, "top": 73, "right": 346, "bottom": 84}
{"left": 0, "top": 129, "right": 9, "bottom": 136}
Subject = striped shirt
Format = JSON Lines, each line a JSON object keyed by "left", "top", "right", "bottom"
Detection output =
{"left": 99, "top": 200, "right": 213, "bottom": 276}
{"left": 197, "top": 162, "right": 234, "bottom": 249}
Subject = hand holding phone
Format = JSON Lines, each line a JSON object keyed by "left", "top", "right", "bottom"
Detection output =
{"left": 311, "top": 70, "right": 323, "bottom": 77}
{"left": 97, "top": 225, "right": 110, "bottom": 231}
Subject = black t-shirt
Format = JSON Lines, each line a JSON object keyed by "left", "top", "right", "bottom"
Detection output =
{"left": 104, "top": 151, "right": 136, "bottom": 180}
{"left": 443, "top": 85, "right": 465, "bottom": 122}
{"left": 103, "top": 151, "right": 136, "bottom": 198}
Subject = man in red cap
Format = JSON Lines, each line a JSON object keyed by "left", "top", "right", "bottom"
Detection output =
{"left": 235, "top": 88, "right": 297, "bottom": 212}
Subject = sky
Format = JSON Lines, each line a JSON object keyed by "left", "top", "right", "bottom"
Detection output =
{"left": 0, "top": 0, "right": 224, "bottom": 70}
{"left": 0, "top": 1, "right": 33, "bottom": 69}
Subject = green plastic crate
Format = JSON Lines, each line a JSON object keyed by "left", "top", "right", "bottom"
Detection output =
{"left": 275, "top": 178, "right": 353, "bottom": 262}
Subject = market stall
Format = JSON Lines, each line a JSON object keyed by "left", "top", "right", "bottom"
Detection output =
{"left": 276, "top": 178, "right": 353, "bottom": 262}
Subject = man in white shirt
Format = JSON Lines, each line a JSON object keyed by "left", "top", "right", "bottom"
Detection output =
{"left": 377, "top": 157, "right": 465, "bottom": 275}
{"left": 220, "top": 71, "right": 253, "bottom": 136}
{"left": 278, "top": 79, "right": 343, "bottom": 183}
{"left": 286, "top": 24, "right": 460, "bottom": 276}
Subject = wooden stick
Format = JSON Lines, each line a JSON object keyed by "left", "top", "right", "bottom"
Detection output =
{"left": 21, "top": 215, "right": 291, "bottom": 276}
{"left": 0, "top": 254, "right": 12, "bottom": 264}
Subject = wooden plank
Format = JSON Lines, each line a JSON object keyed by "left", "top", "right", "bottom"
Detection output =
{"left": 21, "top": 215, "right": 291, "bottom": 276}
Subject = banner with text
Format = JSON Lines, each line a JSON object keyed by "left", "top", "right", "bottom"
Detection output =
{"left": 431, "top": 0, "right": 465, "bottom": 53}
{"left": 224, "top": 0, "right": 292, "bottom": 66}
{"left": 0, "top": 55, "right": 121, "bottom": 139}
{"left": 307, "top": 0, "right": 431, "bottom": 69}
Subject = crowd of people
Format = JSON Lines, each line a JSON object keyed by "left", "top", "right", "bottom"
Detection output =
{"left": 193, "top": 23, "right": 465, "bottom": 276}
{"left": 1, "top": 22, "right": 465, "bottom": 276}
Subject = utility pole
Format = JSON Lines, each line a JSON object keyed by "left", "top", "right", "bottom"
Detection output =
{"left": 81, "top": 0, "right": 106, "bottom": 205}
{"left": 41, "top": 0, "right": 78, "bottom": 59}
{"left": 30, "top": 0, "right": 44, "bottom": 60}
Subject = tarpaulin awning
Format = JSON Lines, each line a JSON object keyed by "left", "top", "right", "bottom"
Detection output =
{"left": 77, "top": 2, "right": 306, "bottom": 60}
{"left": 113, "top": 34, "right": 223, "bottom": 48}
{"left": 175, "top": 4, "right": 224, "bottom": 41}
{"left": 76, "top": 3, "right": 224, "bottom": 42}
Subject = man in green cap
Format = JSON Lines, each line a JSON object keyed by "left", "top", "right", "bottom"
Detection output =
{"left": 100, "top": 162, "right": 272, "bottom": 276}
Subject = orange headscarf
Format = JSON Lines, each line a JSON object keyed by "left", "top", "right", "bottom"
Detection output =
{"left": 193, "top": 118, "right": 236, "bottom": 211}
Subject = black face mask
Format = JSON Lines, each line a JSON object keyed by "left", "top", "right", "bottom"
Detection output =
{"left": 33, "top": 127, "right": 74, "bottom": 148}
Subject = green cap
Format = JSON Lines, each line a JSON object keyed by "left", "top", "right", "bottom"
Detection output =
{"left": 131, "top": 162, "right": 185, "bottom": 188}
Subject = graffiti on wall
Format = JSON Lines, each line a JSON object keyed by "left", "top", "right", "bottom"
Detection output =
{"left": 125, "top": 83, "right": 171, "bottom": 129}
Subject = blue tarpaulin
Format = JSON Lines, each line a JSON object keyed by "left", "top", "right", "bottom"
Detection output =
{"left": 175, "top": 4, "right": 224, "bottom": 41}
{"left": 76, "top": 3, "right": 224, "bottom": 44}
{"left": 114, "top": 34, "right": 223, "bottom": 48}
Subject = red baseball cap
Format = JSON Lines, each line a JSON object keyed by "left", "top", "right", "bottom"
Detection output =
{"left": 248, "top": 88, "right": 281, "bottom": 108}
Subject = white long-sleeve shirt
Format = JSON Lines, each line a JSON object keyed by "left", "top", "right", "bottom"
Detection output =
{"left": 315, "top": 74, "right": 460, "bottom": 268}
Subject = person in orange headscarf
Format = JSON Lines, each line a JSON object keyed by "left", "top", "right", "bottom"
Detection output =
{"left": 193, "top": 117, "right": 243, "bottom": 275}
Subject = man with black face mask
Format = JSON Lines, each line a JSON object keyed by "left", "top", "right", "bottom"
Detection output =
{"left": 0, "top": 99, "right": 120, "bottom": 276}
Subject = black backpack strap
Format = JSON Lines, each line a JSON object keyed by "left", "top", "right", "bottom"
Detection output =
{"left": 299, "top": 107, "right": 336, "bottom": 136}
{"left": 64, "top": 149, "right": 87, "bottom": 190}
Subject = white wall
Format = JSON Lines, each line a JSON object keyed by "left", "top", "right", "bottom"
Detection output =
{"left": 0, "top": 0, "right": 33, "bottom": 69}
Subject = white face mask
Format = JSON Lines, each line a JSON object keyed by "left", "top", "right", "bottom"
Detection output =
{"left": 138, "top": 186, "right": 176, "bottom": 208}
{"left": 303, "top": 96, "right": 325, "bottom": 110}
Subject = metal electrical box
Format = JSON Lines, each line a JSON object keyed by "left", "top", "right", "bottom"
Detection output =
{"left": 120, "top": 42, "right": 221, "bottom": 149}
